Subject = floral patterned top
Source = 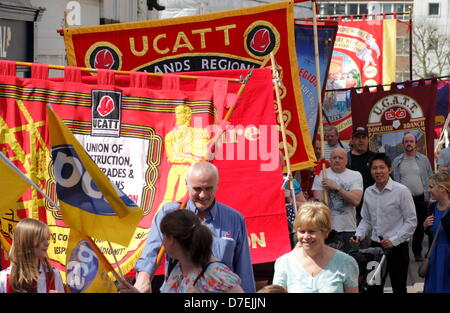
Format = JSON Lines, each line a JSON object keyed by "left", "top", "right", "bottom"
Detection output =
{"left": 161, "top": 261, "right": 241, "bottom": 293}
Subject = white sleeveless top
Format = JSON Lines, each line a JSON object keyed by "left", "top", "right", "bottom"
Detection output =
{"left": 0, "top": 265, "right": 65, "bottom": 293}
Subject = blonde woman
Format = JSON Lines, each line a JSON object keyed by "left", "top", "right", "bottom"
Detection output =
{"left": 0, "top": 218, "right": 64, "bottom": 293}
{"left": 423, "top": 172, "right": 450, "bottom": 293}
{"left": 273, "top": 201, "right": 359, "bottom": 293}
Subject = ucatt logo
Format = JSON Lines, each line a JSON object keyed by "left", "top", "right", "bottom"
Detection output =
{"left": 384, "top": 108, "right": 407, "bottom": 121}
{"left": 91, "top": 90, "right": 121, "bottom": 137}
{"left": 89, "top": 47, "right": 120, "bottom": 70}
{"left": 97, "top": 95, "right": 115, "bottom": 117}
{"left": 244, "top": 21, "right": 279, "bottom": 58}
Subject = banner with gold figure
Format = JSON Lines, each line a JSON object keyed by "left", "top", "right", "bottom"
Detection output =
{"left": 0, "top": 61, "right": 290, "bottom": 280}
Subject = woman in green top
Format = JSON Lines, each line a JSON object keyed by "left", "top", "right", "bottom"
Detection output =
{"left": 273, "top": 201, "right": 359, "bottom": 293}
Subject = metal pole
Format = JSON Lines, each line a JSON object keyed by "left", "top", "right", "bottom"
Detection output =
{"left": 409, "top": 6, "right": 413, "bottom": 81}
{"left": 311, "top": 0, "right": 328, "bottom": 205}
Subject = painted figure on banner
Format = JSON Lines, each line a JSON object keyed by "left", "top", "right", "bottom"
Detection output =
{"left": 356, "top": 46, "right": 376, "bottom": 70}
{"left": 159, "top": 104, "right": 210, "bottom": 210}
{"left": 357, "top": 34, "right": 381, "bottom": 70}
{"left": 370, "top": 130, "right": 427, "bottom": 163}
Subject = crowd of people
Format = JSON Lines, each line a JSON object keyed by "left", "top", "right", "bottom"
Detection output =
{"left": 1, "top": 126, "right": 449, "bottom": 294}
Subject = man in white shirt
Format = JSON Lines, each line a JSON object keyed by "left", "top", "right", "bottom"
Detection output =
{"left": 350, "top": 153, "right": 417, "bottom": 294}
{"left": 313, "top": 147, "right": 363, "bottom": 252}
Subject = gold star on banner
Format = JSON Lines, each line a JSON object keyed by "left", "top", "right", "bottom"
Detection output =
{"left": 0, "top": 100, "right": 51, "bottom": 220}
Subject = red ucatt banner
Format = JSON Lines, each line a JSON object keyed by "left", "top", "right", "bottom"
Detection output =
{"left": 351, "top": 80, "right": 437, "bottom": 165}
{"left": 62, "top": 1, "right": 316, "bottom": 171}
{"left": 0, "top": 62, "right": 290, "bottom": 276}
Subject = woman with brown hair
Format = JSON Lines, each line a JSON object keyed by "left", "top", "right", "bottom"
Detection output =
{"left": 0, "top": 218, "right": 64, "bottom": 293}
{"left": 160, "top": 209, "right": 243, "bottom": 293}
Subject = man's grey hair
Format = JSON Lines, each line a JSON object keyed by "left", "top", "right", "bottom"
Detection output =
{"left": 186, "top": 161, "right": 219, "bottom": 183}
{"left": 325, "top": 125, "right": 339, "bottom": 136}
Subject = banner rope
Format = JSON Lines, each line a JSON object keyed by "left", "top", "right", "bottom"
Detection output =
{"left": 295, "top": 11, "right": 410, "bottom": 22}
{"left": 324, "top": 75, "right": 449, "bottom": 93}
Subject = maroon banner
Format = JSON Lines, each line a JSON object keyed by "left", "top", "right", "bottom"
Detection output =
{"left": 351, "top": 80, "right": 437, "bottom": 165}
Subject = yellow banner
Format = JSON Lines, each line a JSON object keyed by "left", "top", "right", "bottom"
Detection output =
{"left": 65, "top": 228, "right": 118, "bottom": 293}
{"left": 382, "top": 19, "right": 397, "bottom": 85}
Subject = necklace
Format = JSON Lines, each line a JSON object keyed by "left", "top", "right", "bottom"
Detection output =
{"left": 437, "top": 200, "right": 450, "bottom": 211}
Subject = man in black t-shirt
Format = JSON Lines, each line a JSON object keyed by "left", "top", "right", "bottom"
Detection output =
{"left": 347, "top": 126, "right": 375, "bottom": 223}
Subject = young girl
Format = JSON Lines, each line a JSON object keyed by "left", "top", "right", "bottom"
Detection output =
{"left": 0, "top": 218, "right": 65, "bottom": 293}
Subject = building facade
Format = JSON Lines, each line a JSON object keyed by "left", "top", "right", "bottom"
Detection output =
{"left": 0, "top": 0, "right": 44, "bottom": 76}
{"left": 14, "top": 0, "right": 449, "bottom": 79}
{"left": 317, "top": 0, "right": 413, "bottom": 18}
{"left": 412, "top": 0, "right": 449, "bottom": 78}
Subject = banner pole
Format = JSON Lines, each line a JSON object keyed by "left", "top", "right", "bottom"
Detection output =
{"left": 269, "top": 52, "right": 298, "bottom": 215}
{"left": 152, "top": 69, "right": 254, "bottom": 275}
{"left": 311, "top": 0, "right": 328, "bottom": 205}
{"left": 408, "top": 6, "right": 413, "bottom": 81}
{"left": 107, "top": 241, "right": 125, "bottom": 278}
{"left": 85, "top": 236, "right": 126, "bottom": 284}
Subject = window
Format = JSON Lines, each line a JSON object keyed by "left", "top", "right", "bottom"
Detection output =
{"left": 320, "top": 4, "right": 335, "bottom": 16}
{"left": 383, "top": 4, "right": 393, "bottom": 14}
{"left": 348, "top": 4, "right": 358, "bottom": 15}
{"left": 359, "top": 4, "right": 368, "bottom": 15}
{"left": 335, "top": 4, "right": 345, "bottom": 15}
{"left": 394, "top": 3, "right": 405, "bottom": 13}
{"left": 396, "top": 37, "right": 410, "bottom": 56}
{"left": 429, "top": 3, "right": 440, "bottom": 15}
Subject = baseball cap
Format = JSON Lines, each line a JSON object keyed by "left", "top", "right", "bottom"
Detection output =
{"left": 352, "top": 126, "right": 368, "bottom": 137}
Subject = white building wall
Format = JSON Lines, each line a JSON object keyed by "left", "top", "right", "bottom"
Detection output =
{"left": 30, "top": 0, "right": 100, "bottom": 75}
{"left": 413, "top": 0, "right": 449, "bottom": 36}
{"left": 412, "top": 0, "right": 450, "bottom": 77}
{"left": 159, "top": 0, "right": 314, "bottom": 19}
